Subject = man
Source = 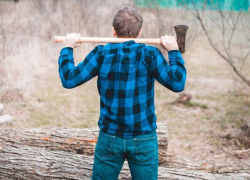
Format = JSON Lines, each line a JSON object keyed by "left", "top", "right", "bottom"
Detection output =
{"left": 58, "top": 6, "right": 186, "bottom": 180}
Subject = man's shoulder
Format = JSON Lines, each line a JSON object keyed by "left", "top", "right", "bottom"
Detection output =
{"left": 143, "top": 44, "right": 162, "bottom": 56}
{"left": 93, "top": 45, "right": 104, "bottom": 52}
{"left": 143, "top": 44, "right": 160, "bottom": 51}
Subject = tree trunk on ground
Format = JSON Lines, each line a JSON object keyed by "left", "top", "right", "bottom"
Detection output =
{"left": 1, "top": 123, "right": 249, "bottom": 179}
{"left": 162, "top": 154, "right": 250, "bottom": 174}
{"left": 0, "top": 145, "right": 249, "bottom": 180}
{"left": 0, "top": 123, "right": 168, "bottom": 162}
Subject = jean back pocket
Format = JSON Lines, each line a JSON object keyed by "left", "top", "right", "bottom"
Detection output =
{"left": 95, "top": 131, "right": 115, "bottom": 159}
{"left": 133, "top": 134, "right": 157, "bottom": 163}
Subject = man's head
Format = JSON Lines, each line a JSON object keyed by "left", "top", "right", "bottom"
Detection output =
{"left": 113, "top": 6, "right": 143, "bottom": 38}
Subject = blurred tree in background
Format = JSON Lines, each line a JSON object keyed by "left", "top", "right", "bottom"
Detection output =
{"left": 135, "top": 0, "right": 250, "bottom": 87}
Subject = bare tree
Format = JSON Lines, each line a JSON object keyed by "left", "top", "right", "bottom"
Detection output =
{"left": 180, "top": 0, "right": 250, "bottom": 87}
{"left": 0, "top": 12, "right": 19, "bottom": 61}
{"left": 136, "top": 0, "right": 203, "bottom": 48}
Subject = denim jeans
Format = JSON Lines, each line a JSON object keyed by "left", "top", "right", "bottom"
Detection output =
{"left": 91, "top": 130, "right": 158, "bottom": 180}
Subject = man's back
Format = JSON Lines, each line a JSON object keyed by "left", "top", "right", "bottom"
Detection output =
{"left": 98, "top": 40, "right": 156, "bottom": 138}
{"left": 59, "top": 40, "right": 186, "bottom": 138}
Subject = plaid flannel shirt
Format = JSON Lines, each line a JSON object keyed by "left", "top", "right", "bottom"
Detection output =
{"left": 58, "top": 40, "right": 186, "bottom": 138}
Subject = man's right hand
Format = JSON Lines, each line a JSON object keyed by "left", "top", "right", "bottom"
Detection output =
{"left": 63, "top": 33, "right": 81, "bottom": 49}
{"left": 161, "top": 35, "right": 179, "bottom": 52}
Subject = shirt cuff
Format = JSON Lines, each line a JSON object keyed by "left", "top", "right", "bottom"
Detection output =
{"left": 168, "top": 50, "right": 184, "bottom": 63}
{"left": 60, "top": 47, "right": 73, "bottom": 55}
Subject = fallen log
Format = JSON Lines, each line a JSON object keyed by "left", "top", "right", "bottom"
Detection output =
{"left": 1, "top": 123, "right": 249, "bottom": 175}
{"left": 163, "top": 154, "right": 250, "bottom": 174}
{"left": 0, "top": 122, "right": 168, "bottom": 160}
{"left": 0, "top": 145, "right": 249, "bottom": 180}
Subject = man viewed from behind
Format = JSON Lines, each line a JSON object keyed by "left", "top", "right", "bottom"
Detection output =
{"left": 58, "top": 6, "right": 186, "bottom": 180}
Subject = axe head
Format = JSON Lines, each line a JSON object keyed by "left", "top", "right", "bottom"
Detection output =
{"left": 174, "top": 25, "right": 188, "bottom": 54}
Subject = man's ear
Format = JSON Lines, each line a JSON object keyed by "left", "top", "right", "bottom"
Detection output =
{"left": 113, "top": 27, "right": 117, "bottom": 37}
{"left": 137, "top": 28, "right": 142, "bottom": 38}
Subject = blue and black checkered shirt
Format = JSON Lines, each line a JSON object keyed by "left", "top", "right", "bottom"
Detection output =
{"left": 58, "top": 40, "right": 186, "bottom": 138}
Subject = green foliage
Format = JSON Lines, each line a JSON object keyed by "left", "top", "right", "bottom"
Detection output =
{"left": 134, "top": 0, "right": 249, "bottom": 11}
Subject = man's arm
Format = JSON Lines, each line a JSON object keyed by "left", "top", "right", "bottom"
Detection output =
{"left": 147, "top": 35, "right": 187, "bottom": 92}
{"left": 58, "top": 33, "right": 103, "bottom": 89}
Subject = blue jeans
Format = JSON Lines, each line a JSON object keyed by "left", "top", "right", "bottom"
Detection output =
{"left": 92, "top": 130, "right": 158, "bottom": 180}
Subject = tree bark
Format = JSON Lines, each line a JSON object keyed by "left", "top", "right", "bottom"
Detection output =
{"left": 1, "top": 123, "right": 249, "bottom": 174}
{"left": 0, "top": 145, "right": 249, "bottom": 180}
{"left": 162, "top": 154, "right": 250, "bottom": 174}
{"left": 0, "top": 122, "right": 168, "bottom": 158}
{"left": 1, "top": 123, "right": 249, "bottom": 179}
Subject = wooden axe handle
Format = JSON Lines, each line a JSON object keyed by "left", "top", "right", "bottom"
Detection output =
{"left": 54, "top": 36, "right": 161, "bottom": 44}
{"left": 54, "top": 25, "right": 188, "bottom": 53}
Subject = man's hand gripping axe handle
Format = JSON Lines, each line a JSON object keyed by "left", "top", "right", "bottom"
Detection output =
{"left": 54, "top": 25, "right": 188, "bottom": 53}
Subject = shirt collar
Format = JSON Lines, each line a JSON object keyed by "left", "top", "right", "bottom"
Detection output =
{"left": 122, "top": 40, "right": 136, "bottom": 46}
{"left": 107, "top": 40, "right": 137, "bottom": 48}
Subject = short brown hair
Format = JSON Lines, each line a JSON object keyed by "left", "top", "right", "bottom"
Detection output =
{"left": 113, "top": 6, "right": 143, "bottom": 38}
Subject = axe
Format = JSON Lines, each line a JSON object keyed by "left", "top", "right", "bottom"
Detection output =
{"left": 54, "top": 25, "right": 188, "bottom": 53}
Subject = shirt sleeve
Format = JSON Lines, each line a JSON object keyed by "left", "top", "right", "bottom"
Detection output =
{"left": 147, "top": 48, "right": 187, "bottom": 92}
{"left": 58, "top": 46, "right": 103, "bottom": 89}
